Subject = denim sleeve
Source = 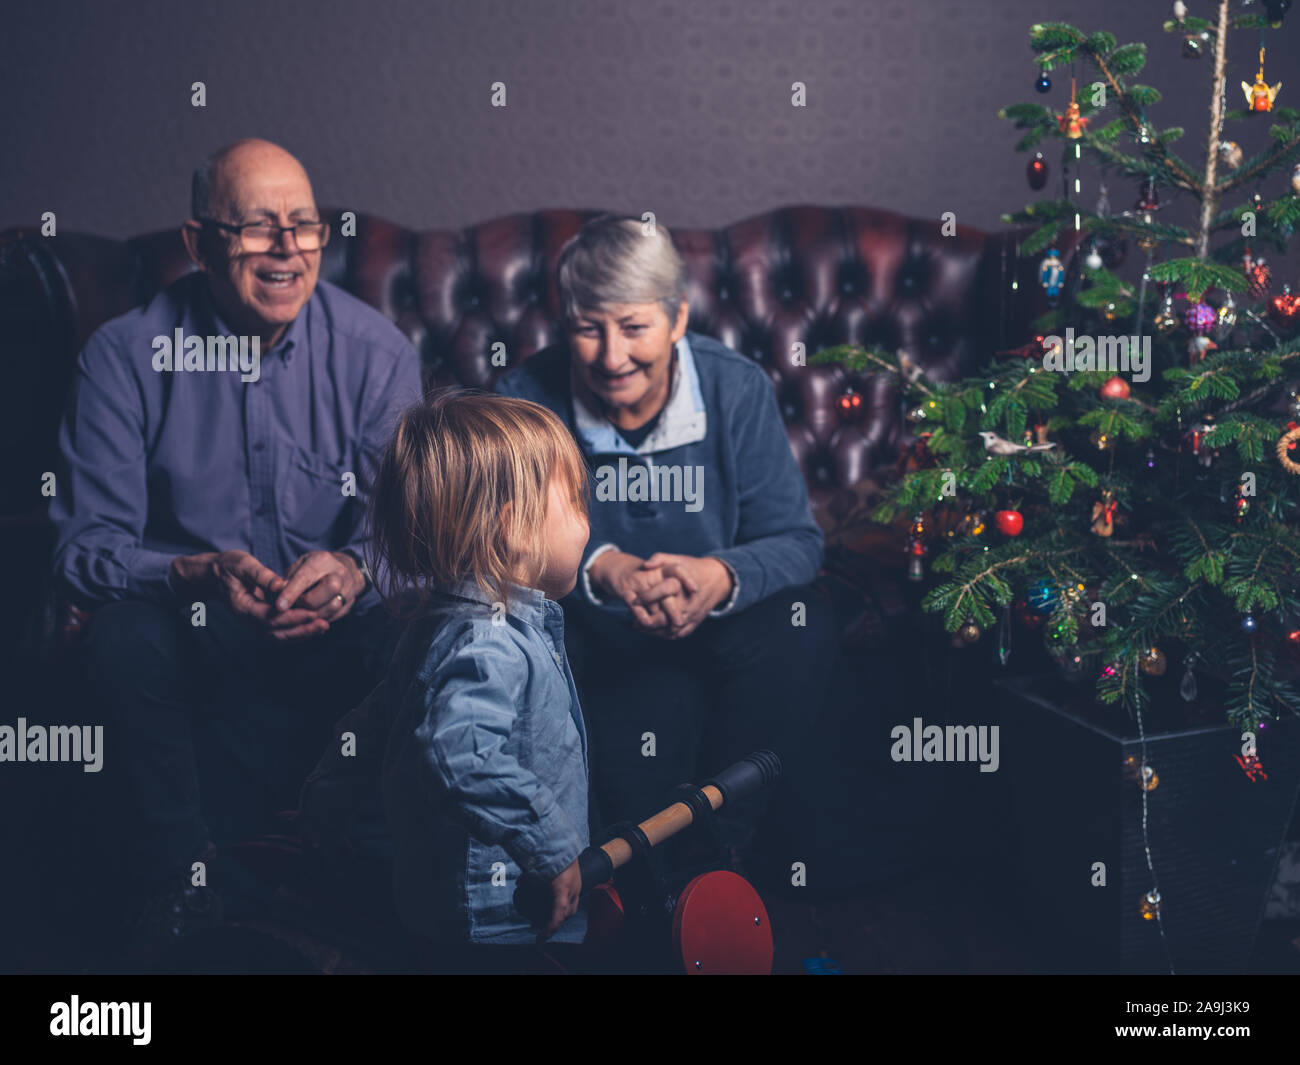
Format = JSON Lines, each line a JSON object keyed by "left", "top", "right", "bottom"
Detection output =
{"left": 49, "top": 329, "right": 175, "bottom": 607}
{"left": 707, "top": 367, "right": 824, "bottom": 614}
{"left": 339, "top": 343, "right": 423, "bottom": 609}
{"left": 407, "top": 629, "right": 585, "bottom": 879}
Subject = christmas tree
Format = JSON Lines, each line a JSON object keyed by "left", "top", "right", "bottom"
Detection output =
{"left": 817, "top": 1, "right": 1300, "bottom": 729}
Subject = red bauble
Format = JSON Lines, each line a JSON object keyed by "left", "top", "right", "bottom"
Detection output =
{"left": 837, "top": 388, "right": 863, "bottom": 416}
{"left": 1099, "top": 376, "right": 1131, "bottom": 400}
{"left": 1247, "top": 261, "right": 1272, "bottom": 300}
{"left": 1268, "top": 288, "right": 1299, "bottom": 334}
{"left": 995, "top": 510, "right": 1024, "bottom": 536}
{"left": 1027, "top": 153, "right": 1049, "bottom": 191}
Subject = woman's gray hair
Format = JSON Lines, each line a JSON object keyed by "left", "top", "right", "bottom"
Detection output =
{"left": 556, "top": 214, "right": 689, "bottom": 325}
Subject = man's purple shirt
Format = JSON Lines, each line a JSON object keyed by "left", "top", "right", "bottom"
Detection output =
{"left": 50, "top": 272, "right": 423, "bottom": 610}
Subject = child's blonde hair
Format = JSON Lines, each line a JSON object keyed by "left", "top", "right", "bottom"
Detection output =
{"left": 369, "top": 388, "right": 588, "bottom": 613}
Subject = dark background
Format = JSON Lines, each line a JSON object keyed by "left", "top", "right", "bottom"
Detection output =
{"left": 2, "top": 0, "right": 1299, "bottom": 976}
{"left": 2, "top": 0, "right": 1298, "bottom": 284}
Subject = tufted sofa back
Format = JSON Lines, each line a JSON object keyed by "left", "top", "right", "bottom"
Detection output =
{"left": 0, "top": 206, "right": 1051, "bottom": 525}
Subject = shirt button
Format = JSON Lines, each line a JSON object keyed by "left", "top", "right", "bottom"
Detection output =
{"left": 252, "top": 442, "right": 266, "bottom": 452}
{"left": 552, "top": 651, "right": 563, "bottom": 667}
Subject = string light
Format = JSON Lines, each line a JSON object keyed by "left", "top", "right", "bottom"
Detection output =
{"left": 1135, "top": 701, "right": 1175, "bottom": 974}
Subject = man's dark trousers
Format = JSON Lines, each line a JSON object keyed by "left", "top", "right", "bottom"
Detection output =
{"left": 80, "top": 598, "right": 396, "bottom": 894}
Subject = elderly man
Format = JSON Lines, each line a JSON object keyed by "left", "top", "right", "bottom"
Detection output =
{"left": 51, "top": 138, "right": 421, "bottom": 953}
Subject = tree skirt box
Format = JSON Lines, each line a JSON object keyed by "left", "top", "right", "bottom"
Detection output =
{"left": 994, "top": 673, "right": 1300, "bottom": 974}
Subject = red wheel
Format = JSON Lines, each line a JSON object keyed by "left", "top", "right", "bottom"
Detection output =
{"left": 671, "top": 871, "right": 773, "bottom": 975}
{"left": 585, "top": 882, "right": 626, "bottom": 949}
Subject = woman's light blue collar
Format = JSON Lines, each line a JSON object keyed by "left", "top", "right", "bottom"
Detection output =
{"left": 569, "top": 334, "right": 708, "bottom": 456}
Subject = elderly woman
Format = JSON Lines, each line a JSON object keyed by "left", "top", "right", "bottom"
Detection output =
{"left": 496, "top": 215, "right": 833, "bottom": 867}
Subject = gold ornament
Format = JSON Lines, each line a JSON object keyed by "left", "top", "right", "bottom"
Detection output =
{"left": 1139, "top": 889, "right": 1161, "bottom": 921}
{"left": 1139, "top": 647, "right": 1167, "bottom": 676}
{"left": 1090, "top": 429, "right": 1113, "bottom": 451}
{"left": 1136, "top": 212, "right": 1159, "bottom": 253}
{"left": 1139, "top": 765, "right": 1159, "bottom": 792}
{"left": 959, "top": 621, "right": 982, "bottom": 644}
{"left": 1217, "top": 140, "right": 1243, "bottom": 170}
{"left": 1277, "top": 427, "right": 1300, "bottom": 475}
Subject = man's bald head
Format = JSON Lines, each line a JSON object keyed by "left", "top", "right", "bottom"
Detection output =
{"left": 192, "top": 139, "right": 312, "bottom": 221}
{"left": 183, "top": 138, "right": 323, "bottom": 347}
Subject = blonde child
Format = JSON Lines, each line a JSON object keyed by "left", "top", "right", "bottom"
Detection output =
{"left": 364, "top": 390, "right": 592, "bottom": 970}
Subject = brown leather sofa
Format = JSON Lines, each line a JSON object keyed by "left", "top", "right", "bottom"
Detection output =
{"left": 0, "top": 205, "right": 1052, "bottom": 652}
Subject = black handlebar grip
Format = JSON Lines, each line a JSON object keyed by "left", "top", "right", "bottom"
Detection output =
{"left": 701, "top": 749, "right": 782, "bottom": 807}
{"left": 513, "top": 845, "right": 614, "bottom": 927}
{"left": 512, "top": 752, "right": 779, "bottom": 925}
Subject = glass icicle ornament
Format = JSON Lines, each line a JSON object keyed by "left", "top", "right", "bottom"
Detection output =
{"left": 1154, "top": 291, "right": 1178, "bottom": 333}
{"left": 1179, "top": 654, "right": 1199, "bottom": 702}
{"left": 1215, "top": 293, "right": 1237, "bottom": 340}
{"left": 906, "top": 512, "right": 927, "bottom": 582}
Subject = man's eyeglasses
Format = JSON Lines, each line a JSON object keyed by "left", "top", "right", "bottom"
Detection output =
{"left": 199, "top": 218, "right": 330, "bottom": 253}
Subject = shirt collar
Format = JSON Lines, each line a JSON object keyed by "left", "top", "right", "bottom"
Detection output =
{"left": 439, "top": 576, "right": 555, "bottom": 627}
{"left": 569, "top": 333, "right": 707, "bottom": 455}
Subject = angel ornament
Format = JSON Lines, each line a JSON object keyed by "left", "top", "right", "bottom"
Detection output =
{"left": 1057, "top": 97, "right": 1089, "bottom": 139}
{"left": 1090, "top": 490, "right": 1117, "bottom": 538}
{"left": 1243, "top": 48, "right": 1281, "bottom": 113}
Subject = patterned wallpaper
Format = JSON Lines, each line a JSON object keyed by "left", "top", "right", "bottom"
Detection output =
{"left": 2, "top": 0, "right": 1297, "bottom": 279}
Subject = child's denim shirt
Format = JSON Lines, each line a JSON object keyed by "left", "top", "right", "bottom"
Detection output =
{"left": 381, "top": 578, "right": 590, "bottom": 945}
